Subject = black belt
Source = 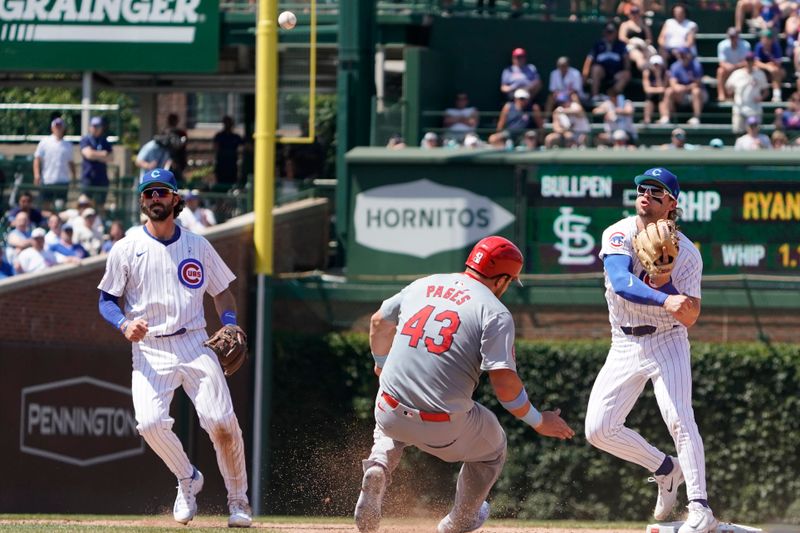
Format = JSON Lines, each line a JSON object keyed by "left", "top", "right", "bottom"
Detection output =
{"left": 621, "top": 325, "right": 658, "bottom": 336}
{"left": 155, "top": 328, "right": 187, "bottom": 338}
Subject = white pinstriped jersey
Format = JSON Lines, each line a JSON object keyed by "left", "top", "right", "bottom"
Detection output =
{"left": 599, "top": 216, "right": 702, "bottom": 329}
{"left": 378, "top": 272, "right": 517, "bottom": 414}
{"left": 97, "top": 226, "right": 235, "bottom": 337}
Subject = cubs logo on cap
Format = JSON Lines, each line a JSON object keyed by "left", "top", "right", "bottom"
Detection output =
{"left": 634, "top": 167, "right": 680, "bottom": 198}
{"left": 138, "top": 168, "right": 178, "bottom": 194}
{"left": 178, "top": 258, "right": 204, "bottom": 289}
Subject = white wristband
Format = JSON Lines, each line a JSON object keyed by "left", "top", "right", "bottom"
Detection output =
{"left": 520, "top": 403, "right": 543, "bottom": 429}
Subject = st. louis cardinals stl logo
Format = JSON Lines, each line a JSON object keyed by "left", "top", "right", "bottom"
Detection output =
{"left": 178, "top": 258, "right": 204, "bottom": 289}
{"left": 609, "top": 232, "right": 625, "bottom": 248}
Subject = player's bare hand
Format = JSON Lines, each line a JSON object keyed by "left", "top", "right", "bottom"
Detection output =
{"left": 534, "top": 409, "right": 576, "bottom": 440}
{"left": 663, "top": 294, "right": 691, "bottom": 315}
{"left": 123, "top": 319, "right": 148, "bottom": 343}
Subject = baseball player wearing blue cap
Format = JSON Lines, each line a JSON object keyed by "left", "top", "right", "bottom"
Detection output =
{"left": 585, "top": 168, "right": 717, "bottom": 533}
{"left": 97, "top": 169, "right": 252, "bottom": 527}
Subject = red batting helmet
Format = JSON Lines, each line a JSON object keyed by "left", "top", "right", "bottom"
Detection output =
{"left": 465, "top": 236, "right": 524, "bottom": 286}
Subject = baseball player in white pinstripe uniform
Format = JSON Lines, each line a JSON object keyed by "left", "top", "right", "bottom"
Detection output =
{"left": 585, "top": 167, "right": 717, "bottom": 533}
{"left": 97, "top": 169, "right": 252, "bottom": 528}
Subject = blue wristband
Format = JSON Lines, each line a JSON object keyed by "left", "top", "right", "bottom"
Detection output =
{"left": 221, "top": 310, "right": 237, "bottom": 326}
{"left": 372, "top": 353, "right": 388, "bottom": 368}
{"left": 499, "top": 388, "right": 529, "bottom": 411}
{"left": 520, "top": 403, "right": 543, "bottom": 429}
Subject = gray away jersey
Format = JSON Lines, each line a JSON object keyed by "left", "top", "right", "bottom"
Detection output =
{"left": 97, "top": 226, "right": 235, "bottom": 337}
{"left": 599, "top": 216, "right": 703, "bottom": 329}
{"left": 378, "top": 272, "right": 517, "bottom": 414}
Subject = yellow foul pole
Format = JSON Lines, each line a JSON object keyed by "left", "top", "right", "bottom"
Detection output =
{"left": 252, "top": 0, "right": 277, "bottom": 516}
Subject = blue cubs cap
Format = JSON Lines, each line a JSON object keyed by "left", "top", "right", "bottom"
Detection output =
{"left": 634, "top": 167, "right": 680, "bottom": 198}
{"left": 138, "top": 168, "right": 178, "bottom": 193}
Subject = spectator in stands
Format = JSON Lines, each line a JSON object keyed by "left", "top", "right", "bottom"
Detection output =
{"left": 421, "top": 131, "right": 440, "bottom": 149}
{"left": 754, "top": 28, "right": 786, "bottom": 102}
{"left": 717, "top": 27, "right": 753, "bottom": 102}
{"left": 752, "top": 0, "right": 783, "bottom": 32}
{"left": 583, "top": 23, "right": 631, "bottom": 103}
{"left": 178, "top": 190, "right": 217, "bottom": 233}
{"left": 642, "top": 55, "right": 669, "bottom": 124}
{"left": 136, "top": 134, "right": 172, "bottom": 178}
{"left": 14, "top": 228, "right": 55, "bottom": 274}
{"left": 163, "top": 113, "right": 188, "bottom": 185}
{"left": 5, "top": 191, "right": 43, "bottom": 227}
{"left": 658, "top": 4, "right": 698, "bottom": 62}
{"left": 709, "top": 137, "right": 725, "bottom": 149}
{"left": 488, "top": 130, "right": 510, "bottom": 149}
{"left": 517, "top": 130, "right": 539, "bottom": 151}
{"left": 33, "top": 117, "right": 75, "bottom": 210}
{"left": 545, "top": 91, "right": 590, "bottom": 148}
{"left": 735, "top": 115, "right": 773, "bottom": 148}
{"left": 213, "top": 115, "right": 244, "bottom": 189}
{"left": 101, "top": 220, "right": 125, "bottom": 253}
{"left": 463, "top": 132, "right": 485, "bottom": 149}
{"left": 49, "top": 224, "right": 88, "bottom": 264}
{"left": 0, "top": 257, "right": 13, "bottom": 279}
{"left": 386, "top": 134, "right": 406, "bottom": 149}
{"left": 443, "top": 92, "right": 479, "bottom": 138}
{"left": 610, "top": 129, "right": 636, "bottom": 150}
{"left": 662, "top": 127, "right": 690, "bottom": 149}
{"left": 4, "top": 211, "right": 32, "bottom": 264}
{"left": 71, "top": 207, "right": 103, "bottom": 255}
{"left": 774, "top": 90, "right": 800, "bottom": 128}
{"left": 619, "top": 5, "right": 656, "bottom": 71}
{"left": 771, "top": 129, "right": 790, "bottom": 148}
{"left": 735, "top": 0, "right": 759, "bottom": 31}
{"left": 594, "top": 94, "right": 637, "bottom": 145}
{"left": 546, "top": 56, "right": 585, "bottom": 113}
{"left": 617, "top": 0, "right": 665, "bottom": 16}
{"left": 489, "top": 88, "right": 542, "bottom": 146}
{"left": 726, "top": 52, "right": 770, "bottom": 133}
{"left": 663, "top": 47, "right": 707, "bottom": 125}
{"left": 44, "top": 213, "right": 62, "bottom": 249}
{"left": 500, "top": 48, "right": 542, "bottom": 102}
{"left": 79, "top": 116, "right": 113, "bottom": 210}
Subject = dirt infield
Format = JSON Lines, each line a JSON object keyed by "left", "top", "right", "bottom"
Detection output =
{"left": 0, "top": 516, "right": 642, "bottom": 532}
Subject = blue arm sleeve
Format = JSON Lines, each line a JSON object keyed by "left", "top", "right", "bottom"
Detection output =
{"left": 98, "top": 290, "right": 127, "bottom": 331}
{"left": 604, "top": 254, "right": 669, "bottom": 306}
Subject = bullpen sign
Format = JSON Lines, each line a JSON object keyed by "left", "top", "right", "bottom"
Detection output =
{"left": 0, "top": 0, "right": 218, "bottom": 71}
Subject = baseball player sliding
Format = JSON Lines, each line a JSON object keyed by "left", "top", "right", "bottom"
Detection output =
{"left": 96, "top": 169, "right": 252, "bottom": 528}
{"left": 354, "top": 236, "right": 575, "bottom": 533}
{"left": 585, "top": 168, "right": 717, "bottom": 533}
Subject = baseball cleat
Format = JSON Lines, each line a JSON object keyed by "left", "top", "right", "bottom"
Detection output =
{"left": 437, "top": 500, "right": 490, "bottom": 533}
{"left": 354, "top": 465, "right": 387, "bottom": 533}
{"left": 227, "top": 500, "right": 252, "bottom": 528}
{"left": 678, "top": 502, "right": 719, "bottom": 533}
{"left": 650, "top": 457, "right": 684, "bottom": 521}
{"left": 173, "top": 466, "right": 204, "bottom": 525}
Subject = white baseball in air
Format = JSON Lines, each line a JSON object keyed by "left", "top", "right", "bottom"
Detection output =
{"left": 278, "top": 11, "right": 297, "bottom": 30}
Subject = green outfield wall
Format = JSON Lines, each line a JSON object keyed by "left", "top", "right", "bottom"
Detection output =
{"left": 344, "top": 148, "right": 800, "bottom": 279}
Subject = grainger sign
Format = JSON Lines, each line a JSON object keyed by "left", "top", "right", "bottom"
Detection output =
{"left": 0, "top": 0, "right": 218, "bottom": 71}
{"left": 20, "top": 376, "right": 144, "bottom": 466}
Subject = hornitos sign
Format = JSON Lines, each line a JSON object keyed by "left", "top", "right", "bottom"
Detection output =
{"left": 20, "top": 376, "right": 144, "bottom": 467}
{"left": 0, "top": 0, "right": 218, "bottom": 71}
{"left": 353, "top": 179, "right": 515, "bottom": 258}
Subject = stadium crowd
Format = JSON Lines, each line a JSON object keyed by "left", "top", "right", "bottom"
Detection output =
{"left": 398, "top": 1, "right": 800, "bottom": 151}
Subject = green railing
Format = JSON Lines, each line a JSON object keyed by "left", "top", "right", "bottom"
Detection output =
{"left": 0, "top": 104, "right": 122, "bottom": 144}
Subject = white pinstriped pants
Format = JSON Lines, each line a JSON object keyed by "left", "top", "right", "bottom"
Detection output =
{"left": 131, "top": 330, "right": 249, "bottom": 505}
{"left": 585, "top": 327, "right": 708, "bottom": 500}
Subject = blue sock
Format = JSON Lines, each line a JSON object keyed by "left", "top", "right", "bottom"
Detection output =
{"left": 654, "top": 456, "right": 673, "bottom": 476}
{"left": 691, "top": 499, "right": 709, "bottom": 508}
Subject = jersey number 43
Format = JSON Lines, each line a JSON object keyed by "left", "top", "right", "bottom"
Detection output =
{"left": 400, "top": 305, "right": 461, "bottom": 355}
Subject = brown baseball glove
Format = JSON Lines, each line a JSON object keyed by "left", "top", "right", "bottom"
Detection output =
{"left": 204, "top": 325, "right": 248, "bottom": 376}
{"left": 632, "top": 219, "right": 680, "bottom": 287}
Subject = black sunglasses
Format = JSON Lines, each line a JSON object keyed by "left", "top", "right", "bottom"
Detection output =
{"left": 142, "top": 187, "right": 174, "bottom": 199}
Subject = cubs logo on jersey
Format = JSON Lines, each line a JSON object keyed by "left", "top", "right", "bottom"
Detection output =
{"left": 609, "top": 232, "right": 625, "bottom": 248}
{"left": 178, "top": 258, "right": 204, "bottom": 289}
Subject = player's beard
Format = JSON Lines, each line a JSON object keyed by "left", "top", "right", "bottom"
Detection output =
{"left": 141, "top": 201, "right": 172, "bottom": 222}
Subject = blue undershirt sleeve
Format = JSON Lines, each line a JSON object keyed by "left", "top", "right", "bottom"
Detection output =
{"left": 603, "top": 254, "right": 670, "bottom": 307}
{"left": 98, "top": 290, "right": 127, "bottom": 331}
